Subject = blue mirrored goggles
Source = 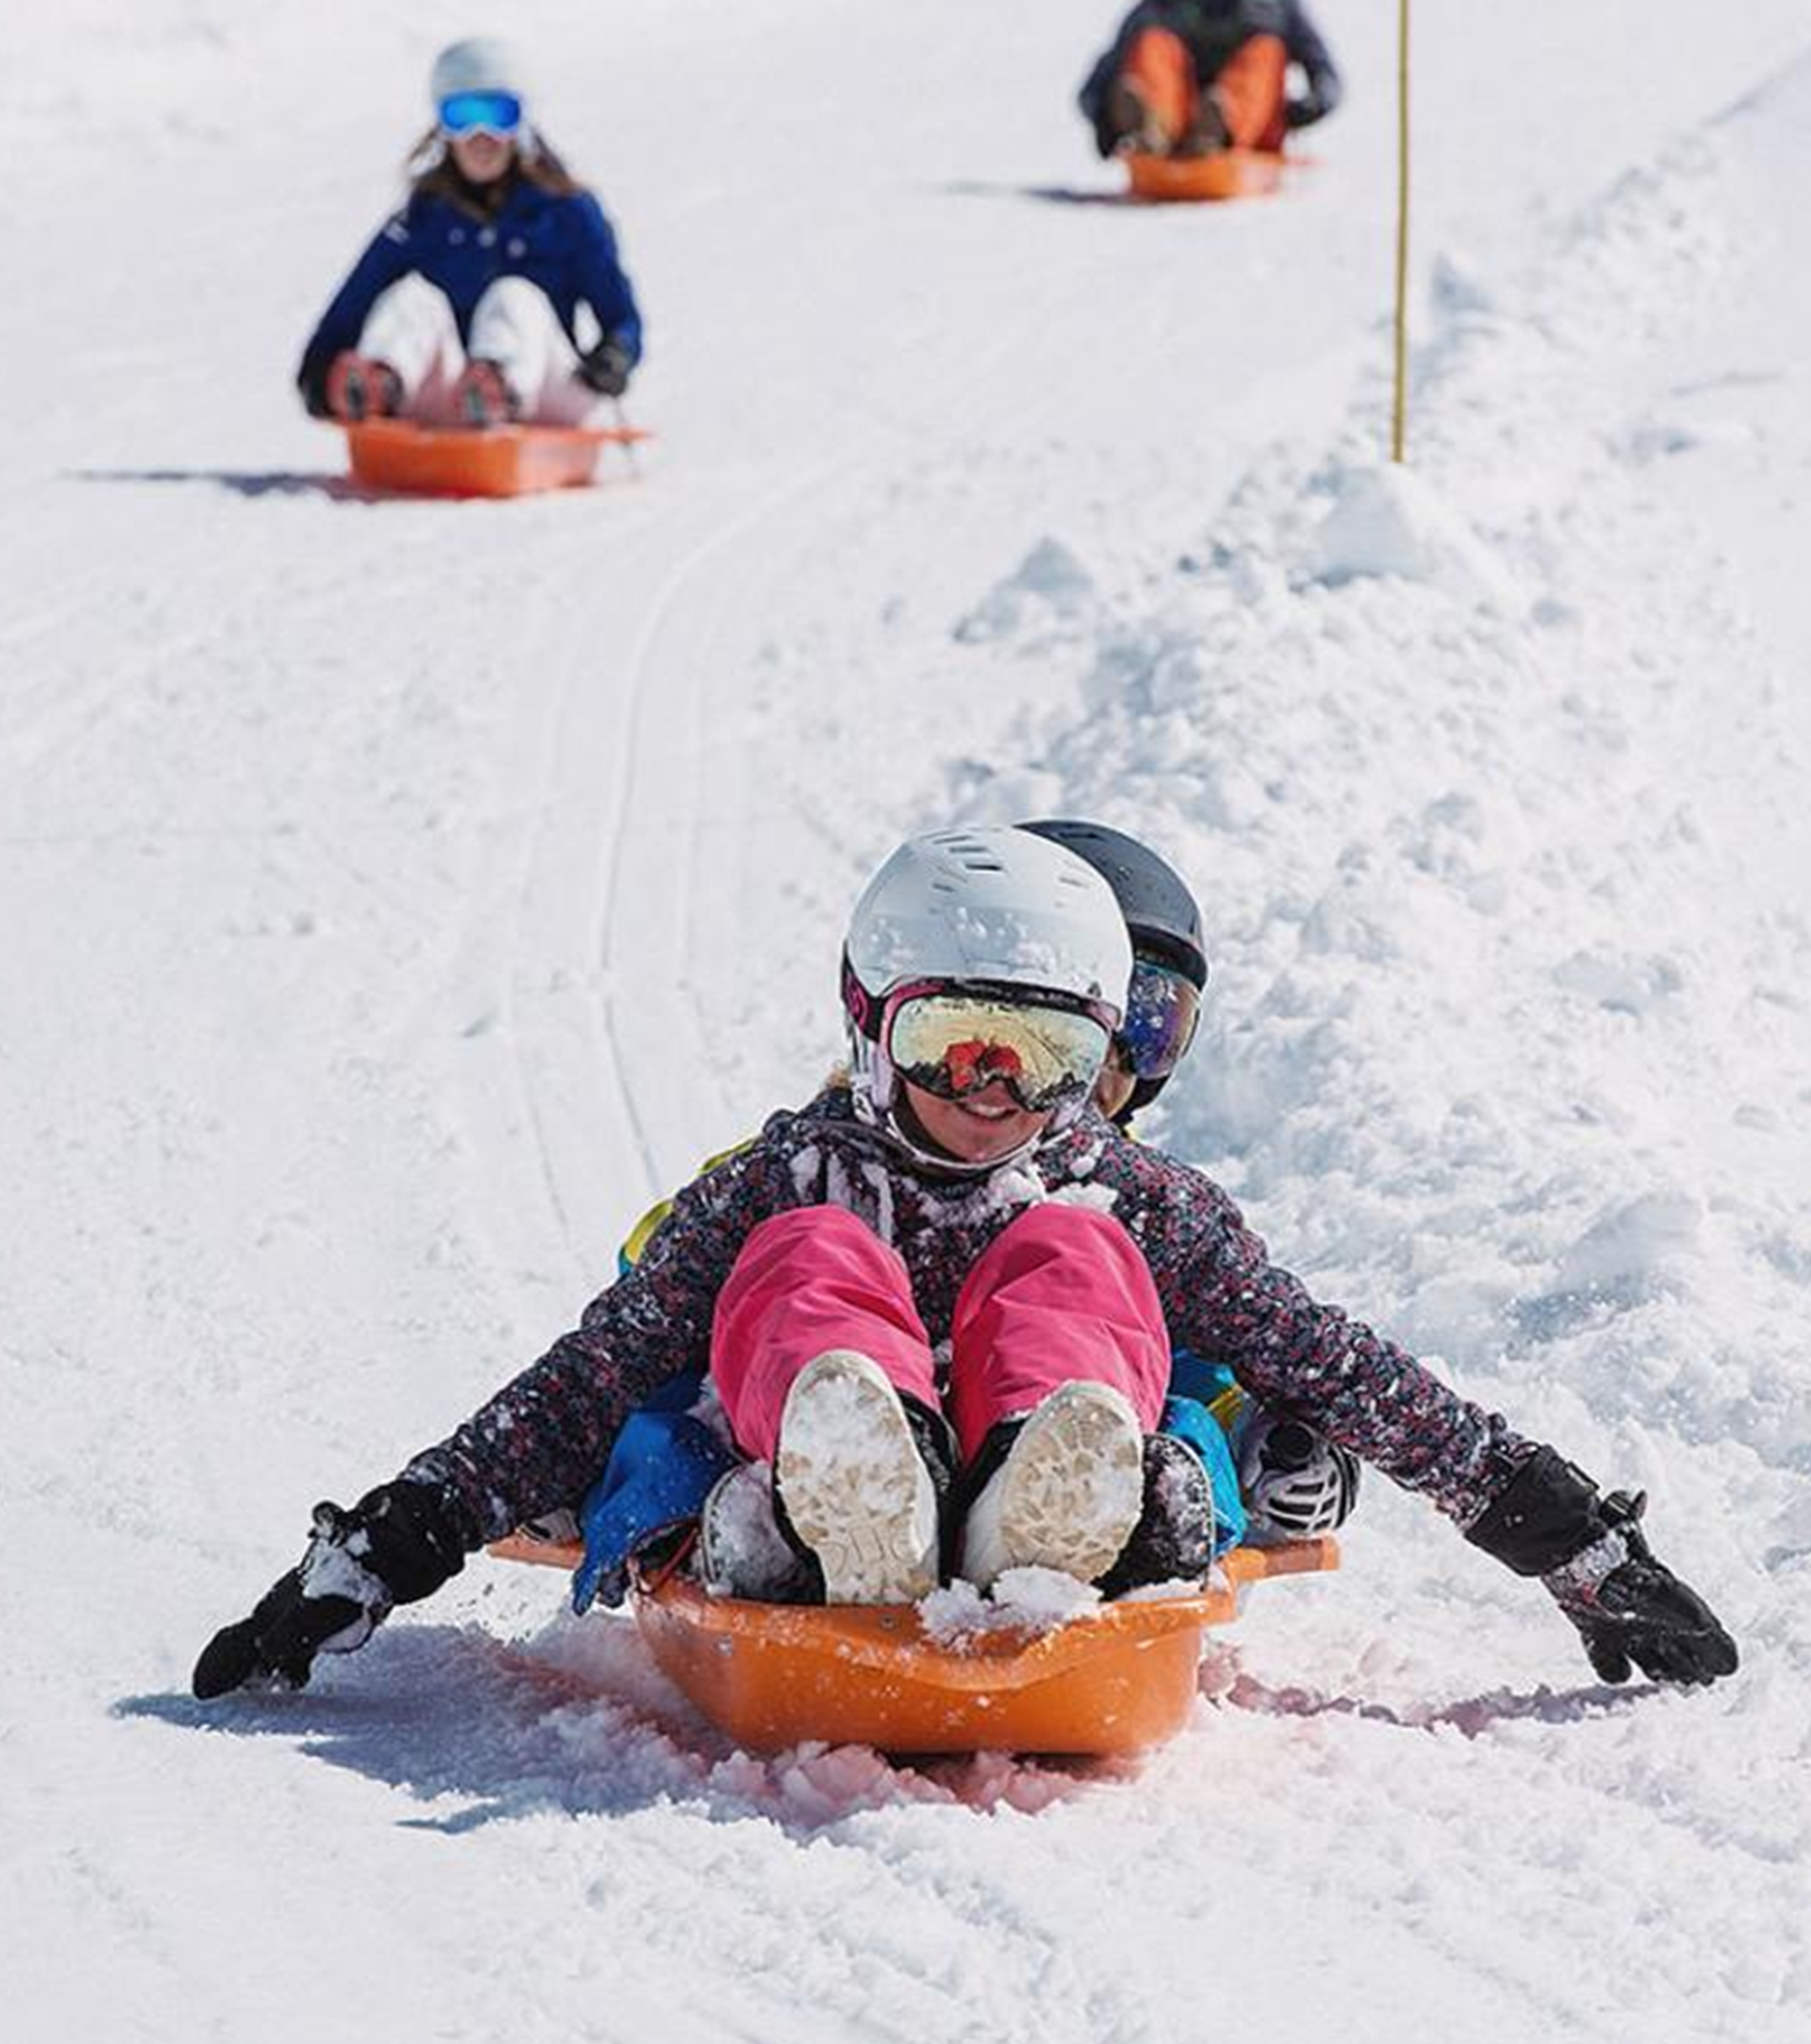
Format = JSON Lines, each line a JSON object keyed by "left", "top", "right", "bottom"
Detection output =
{"left": 1117, "top": 957, "right": 1201, "bottom": 1082}
{"left": 439, "top": 90, "right": 525, "bottom": 138}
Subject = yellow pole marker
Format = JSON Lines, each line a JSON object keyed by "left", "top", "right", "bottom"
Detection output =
{"left": 1393, "top": 0, "right": 1412, "bottom": 462}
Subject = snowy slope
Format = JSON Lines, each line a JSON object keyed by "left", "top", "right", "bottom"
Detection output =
{"left": 3, "top": 3, "right": 1809, "bottom": 2039}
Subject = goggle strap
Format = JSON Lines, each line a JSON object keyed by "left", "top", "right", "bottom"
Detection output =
{"left": 840, "top": 951, "right": 883, "bottom": 1041}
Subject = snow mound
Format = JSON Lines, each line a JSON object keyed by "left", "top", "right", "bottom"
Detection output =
{"left": 1550, "top": 1190, "right": 1706, "bottom": 1300}
{"left": 954, "top": 535, "right": 1099, "bottom": 645}
{"left": 1300, "top": 461, "right": 1520, "bottom": 604}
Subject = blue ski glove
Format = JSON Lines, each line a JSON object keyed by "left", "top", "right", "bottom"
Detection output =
{"left": 192, "top": 1482, "right": 467, "bottom": 1698}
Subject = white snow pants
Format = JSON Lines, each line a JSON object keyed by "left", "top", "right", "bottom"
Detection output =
{"left": 358, "top": 274, "right": 599, "bottom": 426}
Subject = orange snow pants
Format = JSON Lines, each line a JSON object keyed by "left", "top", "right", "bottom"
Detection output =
{"left": 1122, "top": 27, "right": 1289, "bottom": 152}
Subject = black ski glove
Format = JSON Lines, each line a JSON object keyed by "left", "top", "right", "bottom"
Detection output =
{"left": 1284, "top": 72, "right": 1343, "bottom": 132}
{"left": 576, "top": 336, "right": 635, "bottom": 398}
{"left": 1466, "top": 1446, "right": 1737, "bottom": 1687}
{"left": 296, "top": 355, "right": 335, "bottom": 420}
{"left": 192, "top": 1481, "right": 468, "bottom": 1698}
{"left": 1541, "top": 1491, "right": 1738, "bottom": 1685}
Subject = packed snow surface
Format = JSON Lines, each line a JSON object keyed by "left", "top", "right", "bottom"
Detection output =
{"left": 3, "top": 2, "right": 1810, "bottom": 2040}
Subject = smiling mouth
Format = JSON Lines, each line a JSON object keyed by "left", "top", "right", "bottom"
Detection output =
{"left": 955, "top": 1096, "right": 1019, "bottom": 1121}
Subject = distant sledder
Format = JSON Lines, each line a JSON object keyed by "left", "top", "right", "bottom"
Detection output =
{"left": 295, "top": 37, "right": 648, "bottom": 496}
{"left": 1080, "top": 0, "right": 1341, "bottom": 202}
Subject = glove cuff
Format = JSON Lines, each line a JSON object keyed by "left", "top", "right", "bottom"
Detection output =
{"left": 357, "top": 1481, "right": 470, "bottom": 1602}
{"left": 305, "top": 1482, "right": 469, "bottom": 1611}
{"left": 1541, "top": 1525, "right": 1633, "bottom": 1610}
{"left": 1464, "top": 1445, "right": 1604, "bottom": 1576}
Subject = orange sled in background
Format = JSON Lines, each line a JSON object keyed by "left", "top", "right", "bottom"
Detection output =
{"left": 492, "top": 1533, "right": 1338, "bottom": 1757}
{"left": 342, "top": 417, "right": 651, "bottom": 499}
{"left": 1124, "top": 146, "right": 1289, "bottom": 203}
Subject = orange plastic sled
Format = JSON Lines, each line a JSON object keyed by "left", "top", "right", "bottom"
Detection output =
{"left": 491, "top": 1533, "right": 1338, "bottom": 1756}
{"left": 343, "top": 417, "right": 650, "bottom": 499}
{"left": 1125, "top": 146, "right": 1287, "bottom": 204}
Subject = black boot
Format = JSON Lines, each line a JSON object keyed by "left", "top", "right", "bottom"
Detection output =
{"left": 1097, "top": 1434, "right": 1217, "bottom": 1599}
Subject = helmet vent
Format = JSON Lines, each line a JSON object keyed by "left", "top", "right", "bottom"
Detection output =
{"left": 934, "top": 831, "right": 1005, "bottom": 872}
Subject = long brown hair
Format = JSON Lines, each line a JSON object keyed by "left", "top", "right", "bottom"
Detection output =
{"left": 403, "top": 127, "right": 585, "bottom": 219}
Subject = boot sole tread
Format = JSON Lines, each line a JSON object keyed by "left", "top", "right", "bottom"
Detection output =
{"left": 981, "top": 1382, "right": 1145, "bottom": 1586}
{"left": 777, "top": 1353, "right": 938, "bottom": 1605}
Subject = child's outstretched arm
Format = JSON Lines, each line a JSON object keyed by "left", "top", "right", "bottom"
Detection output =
{"left": 1156, "top": 1170, "right": 1736, "bottom": 1685}
{"left": 192, "top": 1144, "right": 773, "bottom": 1697}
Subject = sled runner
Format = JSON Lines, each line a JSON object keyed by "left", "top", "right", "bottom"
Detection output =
{"left": 342, "top": 417, "right": 650, "bottom": 499}
{"left": 1124, "top": 147, "right": 1286, "bottom": 204}
{"left": 491, "top": 1532, "right": 1338, "bottom": 1756}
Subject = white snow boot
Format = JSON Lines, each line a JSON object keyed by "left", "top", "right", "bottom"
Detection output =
{"left": 774, "top": 1350, "right": 942, "bottom": 1605}
{"left": 961, "top": 1380, "right": 1145, "bottom": 1592}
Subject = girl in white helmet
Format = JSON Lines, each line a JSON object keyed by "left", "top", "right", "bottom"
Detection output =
{"left": 296, "top": 37, "right": 642, "bottom": 430}
{"left": 195, "top": 828, "right": 1736, "bottom": 1700}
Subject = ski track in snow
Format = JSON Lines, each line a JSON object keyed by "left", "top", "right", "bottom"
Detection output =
{"left": 4, "top": 4, "right": 1811, "bottom": 2040}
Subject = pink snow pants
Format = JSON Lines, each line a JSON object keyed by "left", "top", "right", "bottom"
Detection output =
{"left": 709, "top": 1204, "right": 1170, "bottom": 1464}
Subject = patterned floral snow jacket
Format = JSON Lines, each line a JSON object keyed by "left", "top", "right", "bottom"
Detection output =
{"left": 403, "top": 1088, "right": 1531, "bottom": 1547}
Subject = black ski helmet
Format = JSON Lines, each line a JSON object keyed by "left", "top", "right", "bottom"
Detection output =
{"left": 1017, "top": 818, "right": 1209, "bottom": 1115}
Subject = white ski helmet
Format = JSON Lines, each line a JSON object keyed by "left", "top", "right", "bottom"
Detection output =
{"left": 429, "top": 36, "right": 530, "bottom": 112}
{"left": 841, "top": 826, "right": 1132, "bottom": 1166}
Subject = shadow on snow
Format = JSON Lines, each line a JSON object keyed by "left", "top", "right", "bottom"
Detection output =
{"left": 119, "top": 1614, "right": 1638, "bottom": 1841}
{"left": 1218, "top": 1665, "right": 1650, "bottom": 1735}
{"left": 64, "top": 466, "right": 383, "bottom": 503}
{"left": 936, "top": 178, "right": 1143, "bottom": 210}
{"left": 115, "top": 1617, "right": 1120, "bottom": 1833}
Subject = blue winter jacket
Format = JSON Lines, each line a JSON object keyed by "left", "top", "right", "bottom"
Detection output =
{"left": 297, "top": 175, "right": 642, "bottom": 397}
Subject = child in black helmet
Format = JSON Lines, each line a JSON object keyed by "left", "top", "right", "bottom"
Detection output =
{"left": 1019, "top": 820, "right": 1361, "bottom": 1549}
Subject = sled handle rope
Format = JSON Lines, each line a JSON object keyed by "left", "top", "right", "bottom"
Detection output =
{"left": 1392, "top": 0, "right": 1412, "bottom": 462}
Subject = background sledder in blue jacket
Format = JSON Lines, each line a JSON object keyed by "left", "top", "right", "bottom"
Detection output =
{"left": 296, "top": 37, "right": 642, "bottom": 431}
